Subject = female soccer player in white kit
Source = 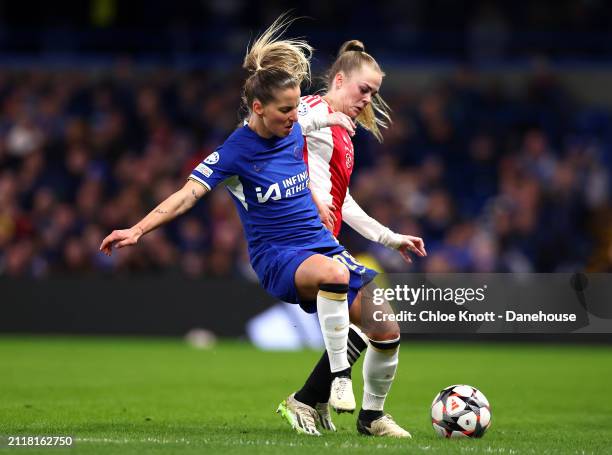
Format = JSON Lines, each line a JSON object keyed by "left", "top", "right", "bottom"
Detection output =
{"left": 277, "top": 40, "right": 426, "bottom": 438}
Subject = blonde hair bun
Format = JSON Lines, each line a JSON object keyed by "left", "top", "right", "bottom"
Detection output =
{"left": 338, "top": 40, "right": 365, "bottom": 55}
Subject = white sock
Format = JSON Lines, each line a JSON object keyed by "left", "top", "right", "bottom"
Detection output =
{"left": 316, "top": 284, "right": 350, "bottom": 373}
{"left": 362, "top": 337, "right": 400, "bottom": 411}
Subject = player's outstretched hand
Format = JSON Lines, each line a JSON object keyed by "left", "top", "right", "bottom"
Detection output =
{"left": 327, "top": 112, "right": 356, "bottom": 136}
{"left": 395, "top": 235, "right": 427, "bottom": 263}
{"left": 99, "top": 227, "right": 143, "bottom": 256}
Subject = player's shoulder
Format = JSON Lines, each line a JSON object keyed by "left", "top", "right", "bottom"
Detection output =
{"left": 301, "top": 94, "right": 324, "bottom": 106}
{"left": 225, "top": 124, "right": 250, "bottom": 142}
{"left": 221, "top": 125, "right": 254, "bottom": 151}
{"left": 200, "top": 126, "right": 250, "bottom": 167}
{"left": 299, "top": 94, "right": 329, "bottom": 117}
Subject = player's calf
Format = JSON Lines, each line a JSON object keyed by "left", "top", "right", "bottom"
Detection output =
{"left": 316, "top": 279, "right": 356, "bottom": 413}
{"left": 353, "top": 282, "right": 402, "bottom": 419}
{"left": 358, "top": 335, "right": 400, "bottom": 425}
{"left": 294, "top": 324, "right": 368, "bottom": 426}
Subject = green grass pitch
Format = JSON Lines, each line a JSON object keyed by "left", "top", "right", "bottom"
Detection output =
{"left": 1, "top": 337, "right": 611, "bottom": 454}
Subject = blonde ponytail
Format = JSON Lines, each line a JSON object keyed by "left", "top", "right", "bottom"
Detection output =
{"left": 242, "top": 13, "right": 313, "bottom": 109}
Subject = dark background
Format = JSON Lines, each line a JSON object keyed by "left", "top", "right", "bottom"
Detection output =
{"left": 1, "top": 0, "right": 611, "bottom": 337}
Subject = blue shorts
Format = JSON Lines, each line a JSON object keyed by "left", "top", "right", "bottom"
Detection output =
{"left": 251, "top": 243, "right": 378, "bottom": 313}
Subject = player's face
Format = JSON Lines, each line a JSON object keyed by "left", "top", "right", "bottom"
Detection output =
{"left": 338, "top": 65, "right": 382, "bottom": 119}
{"left": 260, "top": 86, "right": 301, "bottom": 138}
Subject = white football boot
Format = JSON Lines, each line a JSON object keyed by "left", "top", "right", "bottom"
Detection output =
{"left": 329, "top": 376, "right": 356, "bottom": 413}
{"left": 357, "top": 413, "right": 412, "bottom": 438}
{"left": 276, "top": 393, "right": 321, "bottom": 436}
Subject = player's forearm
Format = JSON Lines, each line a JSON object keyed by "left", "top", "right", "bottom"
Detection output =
{"left": 342, "top": 194, "right": 388, "bottom": 243}
{"left": 342, "top": 194, "right": 406, "bottom": 248}
{"left": 344, "top": 211, "right": 387, "bottom": 243}
{"left": 133, "top": 181, "right": 205, "bottom": 236}
{"left": 132, "top": 193, "right": 187, "bottom": 236}
{"left": 345, "top": 213, "right": 401, "bottom": 248}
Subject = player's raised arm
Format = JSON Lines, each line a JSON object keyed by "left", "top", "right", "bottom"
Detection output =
{"left": 99, "top": 179, "right": 208, "bottom": 256}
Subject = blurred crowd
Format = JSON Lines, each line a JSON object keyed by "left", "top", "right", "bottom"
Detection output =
{"left": 345, "top": 67, "right": 611, "bottom": 273}
{"left": 0, "top": 63, "right": 611, "bottom": 279}
{"left": 4, "top": 0, "right": 612, "bottom": 61}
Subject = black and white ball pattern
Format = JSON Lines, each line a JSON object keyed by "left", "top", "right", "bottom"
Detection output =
{"left": 431, "top": 384, "right": 491, "bottom": 438}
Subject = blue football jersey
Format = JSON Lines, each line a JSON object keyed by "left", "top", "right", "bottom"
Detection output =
{"left": 189, "top": 123, "right": 338, "bottom": 258}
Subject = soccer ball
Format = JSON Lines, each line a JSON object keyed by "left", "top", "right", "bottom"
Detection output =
{"left": 431, "top": 384, "right": 491, "bottom": 438}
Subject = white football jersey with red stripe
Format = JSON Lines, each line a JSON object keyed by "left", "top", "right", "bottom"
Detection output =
{"left": 299, "top": 95, "right": 354, "bottom": 237}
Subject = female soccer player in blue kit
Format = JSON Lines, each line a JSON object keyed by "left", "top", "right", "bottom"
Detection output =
{"left": 100, "top": 16, "right": 377, "bottom": 434}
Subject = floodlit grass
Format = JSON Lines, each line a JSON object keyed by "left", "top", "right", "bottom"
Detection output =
{"left": 1, "top": 337, "right": 611, "bottom": 454}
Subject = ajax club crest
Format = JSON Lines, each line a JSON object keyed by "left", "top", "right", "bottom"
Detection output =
{"left": 345, "top": 151, "right": 353, "bottom": 169}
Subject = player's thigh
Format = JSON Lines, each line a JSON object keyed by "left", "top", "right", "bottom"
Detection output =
{"left": 350, "top": 282, "right": 400, "bottom": 341}
{"left": 295, "top": 253, "right": 350, "bottom": 301}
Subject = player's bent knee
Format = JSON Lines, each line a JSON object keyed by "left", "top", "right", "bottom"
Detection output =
{"left": 366, "top": 322, "right": 400, "bottom": 342}
{"left": 369, "top": 336, "right": 401, "bottom": 353}
{"left": 322, "top": 261, "right": 350, "bottom": 285}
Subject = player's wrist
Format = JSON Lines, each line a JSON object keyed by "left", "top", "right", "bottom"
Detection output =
{"left": 132, "top": 226, "right": 145, "bottom": 240}
{"left": 379, "top": 228, "right": 402, "bottom": 249}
